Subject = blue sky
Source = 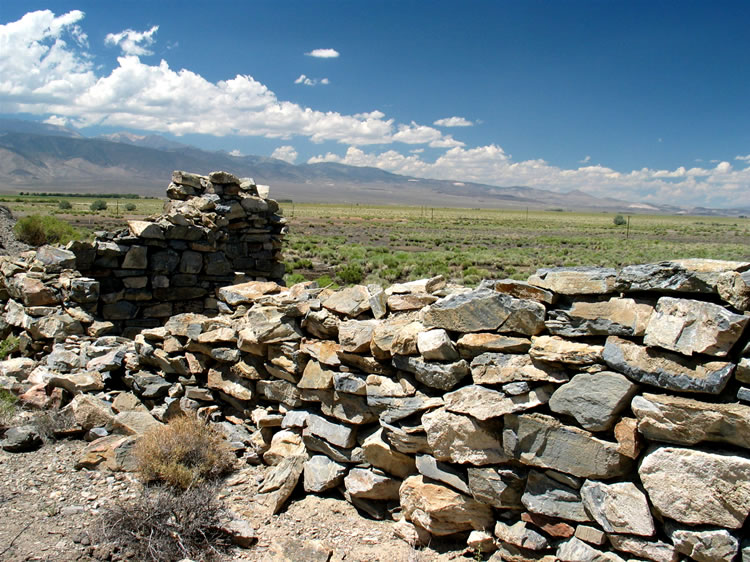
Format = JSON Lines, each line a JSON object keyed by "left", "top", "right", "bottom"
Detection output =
{"left": 1, "top": 1, "right": 749, "bottom": 208}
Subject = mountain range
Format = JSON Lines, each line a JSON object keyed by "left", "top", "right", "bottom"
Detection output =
{"left": 0, "top": 118, "right": 745, "bottom": 215}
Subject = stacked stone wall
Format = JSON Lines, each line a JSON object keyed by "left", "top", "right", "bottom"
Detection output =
{"left": 2, "top": 186, "right": 750, "bottom": 559}
{"left": 69, "top": 170, "right": 286, "bottom": 337}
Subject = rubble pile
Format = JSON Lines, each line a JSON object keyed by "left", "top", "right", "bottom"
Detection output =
{"left": 69, "top": 171, "right": 286, "bottom": 336}
{"left": 1, "top": 170, "right": 750, "bottom": 560}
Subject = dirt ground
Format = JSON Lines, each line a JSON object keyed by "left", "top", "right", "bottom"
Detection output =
{"left": 0, "top": 439, "right": 470, "bottom": 562}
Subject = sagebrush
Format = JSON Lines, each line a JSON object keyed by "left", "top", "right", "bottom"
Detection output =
{"left": 13, "top": 215, "right": 82, "bottom": 246}
{"left": 135, "top": 415, "right": 236, "bottom": 490}
{"left": 98, "top": 484, "right": 228, "bottom": 562}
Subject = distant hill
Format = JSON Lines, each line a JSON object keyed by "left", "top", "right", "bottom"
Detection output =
{"left": 0, "top": 119, "right": 745, "bottom": 215}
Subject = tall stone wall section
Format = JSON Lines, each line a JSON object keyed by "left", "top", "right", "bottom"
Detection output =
{"left": 69, "top": 170, "right": 286, "bottom": 336}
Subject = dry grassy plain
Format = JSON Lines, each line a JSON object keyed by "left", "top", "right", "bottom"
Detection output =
{"left": 2, "top": 195, "right": 748, "bottom": 288}
{"left": 282, "top": 203, "right": 750, "bottom": 287}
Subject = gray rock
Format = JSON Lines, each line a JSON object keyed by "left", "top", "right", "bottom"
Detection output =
{"left": 556, "top": 537, "right": 626, "bottom": 562}
{"left": 392, "top": 355, "right": 469, "bottom": 391}
{"left": 618, "top": 259, "right": 750, "bottom": 295}
{"left": 530, "top": 335, "right": 603, "bottom": 365}
{"left": 667, "top": 525, "right": 739, "bottom": 562}
{"left": 320, "top": 391, "right": 379, "bottom": 425}
{"left": 528, "top": 266, "right": 619, "bottom": 295}
{"left": 362, "top": 428, "right": 416, "bottom": 478}
{"left": 344, "top": 468, "right": 401, "bottom": 500}
{"left": 338, "top": 319, "right": 379, "bottom": 353}
{"left": 632, "top": 392, "right": 750, "bottom": 449}
{"left": 468, "top": 466, "right": 526, "bottom": 509}
{"left": 422, "top": 407, "right": 506, "bottom": 465}
{"left": 322, "top": 285, "right": 371, "bottom": 317}
{"left": 302, "top": 434, "right": 364, "bottom": 464}
{"left": 36, "top": 245, "right": 77, "bottom": 269}
{"left": 400, "top": 475, "right": 494, "bottom": 536}
{"left": 483, "top": 278, "right": 555, "bottom": 304}
{"left": 257, "top": 379, "right": 303, "bottom": 408}
{"left": 366, "top": 393, "right": 443, "bottom": 423}
{"left": 304, "top": 414, "right": 356, "bottom": 448}
{"left": 521, "top": 470, "right": 590, "bottom": 522}
{"left": 422, "top": 288, "right": 545, "bottom": 335}
{"left": 504, "top": 413, "right": 632, "bottom": 479}
{"left": 380, "top": 421, "right": 432, "bottom": 455}
{"left": 494, "top": 521, "right": 548, "bottom": 551}
{"left": 303, "top": 455, "right": 346, "bottom": 493}
{"left": 417, "top": 329, "right": 459, "bottom": 361}
{"left": 546, "top": 297, "right": 654, "bottom": 337}
{"left": 238, "top": 307, "right": 302, "bottom": 346}
{"left": 2, "top": 425, "right": 43, "bottom": 452}
{"left": 580, "top": 480, "right": 654, "bottom": 536}
{"left": 445, "top": 384, "right": 552, "bottom": 420}
{"left": 415, "top": 454, "right": 470, "bottom": 494}
{"left": 602, "top": 335, "right": 734, "bottom": 394}
{"left": 644, "top": 296, "right": 748, "bottom": 357}
{"left": 639, "top": 445, "right": 750, "bottom": 529}
{"left": 256, "top": 454, "right": 307, "bottom": 515}
{"left": 456, "top": 333, "right": 531, "bottom": 359}
{"left": 549, "top": 372, "right": 637, "bottom": 432}
{"left": 574, "top": 525, "right": 606, "bottom": 546}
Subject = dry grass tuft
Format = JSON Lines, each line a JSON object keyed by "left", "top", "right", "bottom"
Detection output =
{"left": 98, "top": 484, "right": 228, "bottom": 562}
{"left": 135, "top": 414, "right": 236, "bottom": 490}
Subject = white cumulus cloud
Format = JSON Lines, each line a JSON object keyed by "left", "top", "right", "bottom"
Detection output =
{"left": 305, "top": 48, "right": 339, "bottom": 58}
{"left": 0, "top": 10, "right": 463, "bottom": 148}
{"left": 433, "top": 116, "right": 474, "bottom": 127}
{"left": 105, "top": 25, "right": 158, "bottom": 56}
{"left": 309, "top": 145, "right": 750, "bottom": 208}
{"left": 271, "top": 145, "right": 298, "bottom": 164}
{"left": 294, "top": 74, "right": 329, "bottom": 87}
{"left": 228, "top": 149, "right": 243, "bottom": 157}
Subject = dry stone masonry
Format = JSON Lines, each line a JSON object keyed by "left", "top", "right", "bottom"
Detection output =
{"left": 1, "top": 176, "right": 750, "bottom": 560}
{"left": 70, "top": 170, "right": 285, "bottom": 337}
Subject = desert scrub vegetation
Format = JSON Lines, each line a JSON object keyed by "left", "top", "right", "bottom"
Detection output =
{"left": 280, "top": 203, "right": 750, "bottom": 287}
{"left": 135, "top": 415, "right": 236, "bottom": 490}
{"left": 0, "top": 388, "right": 18, "bottom": 429}
{"left": 13, "top": 214, "right": 84, "bottom": 246}
{"left": 98, "top": 483, "right": 228, "bottom": 562}
{"left": 0, "top": 335, "right": 19, "bottom": 360}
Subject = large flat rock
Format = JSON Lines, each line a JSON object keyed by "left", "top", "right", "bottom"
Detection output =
{"left": 399, "top": 475, "right": 494, "bottom": 536}
{"left": 528, "top": 266, "right": 619, "bottom": 295}
{"left": 639, "top": 446, "right": 750, "bottom": 529}
{"left": 503, "top": 413, "right": 632, "bottom": 479}
{"left": 602, "top": 335, "right": 734, "bottom": 394}
{"left": 644, "top": 297, "right": 748, "bottom": 357}
{"left": 546, "top": 297, "right": 654, "bottom": 337}
{"left": 632, "top": 393, "right": 750, "bottom": 449}
{"left": 422, "top": 407, "right": 507, "bottom": 465}
{"left": 422, "top": 288, "right": 545, "bottom": 335}
{"left": 549, "top": 372, "right": 637, "bottom": 432}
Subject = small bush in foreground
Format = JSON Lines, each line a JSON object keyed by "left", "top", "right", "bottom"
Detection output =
{"left": 89, "top": 199, "right": 107, "bottom": 211}
{"left": 135, "top": 415, "right": 236, "bottom": 490}
{"left": 337, "top": 262, "right": 365, "bottom": 284}
{"left": 124, "top": 202, "right": 137, "bottom": 211}
{"left": 98, "top": 484, "right": 228, "bottom": 562}
{"left": 0, "top": 389, "right": 18, "bottom": 429}
{"left": 0, "top": 335, "right": 18, "bottom": 360}
{"left": 13, "top": 215, "right": 82, "bottom": 246}
{"left": 57, "top": 200, "right": 72, "bottom": 210}
{"left": 613, "top": 214, "right": 627, "bottom": 226}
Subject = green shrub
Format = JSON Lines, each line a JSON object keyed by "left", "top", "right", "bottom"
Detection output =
{"left": 57, "top": 200, "right": 72, "bottom": 210}
{"left": 0, "top": 335, "right": 18, "bottom": 360}
{"left": 135, "top": 415, "right": 236, "bottom": 490}
{"left": 124, "top": 203, "right": 137, "bottom": 212}
{"left": 13, "top": 215, "right": 82, "bottom": 246}
{"left": 613, "top": 214, "right": 627, "bottom": 226}
{"left": 284, "top": 272, "right": 306, "bottom": 285}
{"left": 90, "top": 199, "right": 107, "bottom": 211}
{"left": 0, "top": 389, "right": 18, "bottom": 429}
{"left": 336, "top": 263, "right": 364, "bottom": 284}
